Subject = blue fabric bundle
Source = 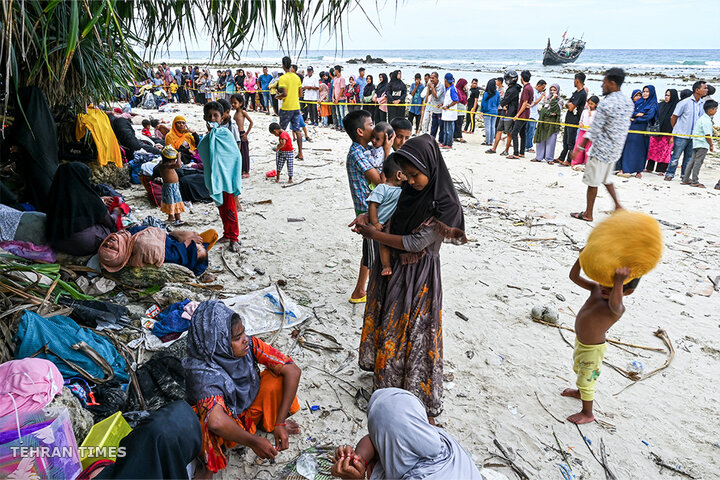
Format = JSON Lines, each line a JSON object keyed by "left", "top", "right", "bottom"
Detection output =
{"left": 152, "top": 299, "right": 191, "bottom": 338}
{"left": 13, "top": 311, "right": 128, "bottom": 382}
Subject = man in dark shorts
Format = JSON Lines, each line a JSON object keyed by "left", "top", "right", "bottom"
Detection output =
{"left": 276, "top": 56, "right": 304, "bottom": 160}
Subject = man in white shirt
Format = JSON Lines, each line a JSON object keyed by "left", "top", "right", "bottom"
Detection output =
{"left": 301, "top": 66, "right": 320, "bottom": 126}
{"left": 526, "top": 80, "right": 546, "bottom": 153}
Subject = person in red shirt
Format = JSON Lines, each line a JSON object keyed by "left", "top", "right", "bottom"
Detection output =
{"left": 509, "top": 70, "right": 534, "bottom": 159}
{"left": 270, "top": 122, "right": 294, "bottom": 183}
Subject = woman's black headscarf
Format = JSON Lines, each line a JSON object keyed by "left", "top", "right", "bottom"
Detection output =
{"left": 656, "top": 89, "right": 679, "bottom": 133}
{"left": 46, "top": 162, "right": 110, "bottom": 242}
{"left": 376, "top": 73, "right": 389, "bottom": 96}
{"left": 485, "top": 78, "right": 497, "bottom": 97}
{"left": 390, "top": 134, "right": 466, "bottom": 244}
{"left": 363, "top": 76, "right": 376, "bottom": 97}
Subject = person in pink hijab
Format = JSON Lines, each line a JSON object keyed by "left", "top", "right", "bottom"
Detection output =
{"left": 244, "top": 71, "right": 258, "bottom": 111}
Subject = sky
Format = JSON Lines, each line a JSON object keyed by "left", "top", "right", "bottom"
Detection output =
{"left": 171, "top": 0, "right": 720, "bottom": 53}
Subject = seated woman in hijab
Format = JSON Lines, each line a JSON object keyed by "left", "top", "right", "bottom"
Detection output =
{"left": 331, "top": 388, "right": 482, "bottom": 479}
{"left": 46, "top": 162, "right": 117, "bottom": 256}
{"left": 183, "top": 301, "right": 302, "bottom": 475}
{"left": 77, "top": 401, "right": 202, "bottom": 480}
{"left": 165, "top": 115, "right": 200, "bottom": 164}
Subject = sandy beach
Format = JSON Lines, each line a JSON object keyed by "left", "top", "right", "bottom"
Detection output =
{"left": 127, "top": 102, "right": 720, "bottom": 479}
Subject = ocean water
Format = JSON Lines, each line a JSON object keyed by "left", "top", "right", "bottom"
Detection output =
{"left": 164, "top": 49, "right": 720, "bottom": 98}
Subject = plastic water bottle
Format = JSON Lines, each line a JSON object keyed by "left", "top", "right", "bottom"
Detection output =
{"left": 296, "top": 452, "right": 318, "bottom": 480}
{"left": 627, "top": 360, "right": 645, "bottom": 375}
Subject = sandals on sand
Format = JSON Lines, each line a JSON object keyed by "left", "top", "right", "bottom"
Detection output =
{"left": 570, "top": 212, "right": 592, "bottom": 222}
{"left": 349, "top": 295, "right": 367, "bottom": 304}
{"left": 690, "top": 182, "right": 706, "bottom": 188}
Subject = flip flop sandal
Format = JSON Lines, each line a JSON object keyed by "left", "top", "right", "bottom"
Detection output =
{"left": 349, "top": 295, "right": 367, "bottom": 304}
{"left": 691, "top": 183, "right": 706, "bottom": 188}
{"left": 570, "top": 212, "right": 592, "bottom": 222}
{"left": 499, "top": 151, "right": 509, "bottom": 156}
{"left": 485, "top": 149, "right": 496, "bottom": 154}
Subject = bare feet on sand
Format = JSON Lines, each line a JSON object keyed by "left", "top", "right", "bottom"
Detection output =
{"left": 561, "top": 388, "right": 581, "bottom": 399}
{"left": 229, "top": 241, "right": 241, "bottom": 253}
{"left": 567, "top": 411, "right": 595, "bottom": 424}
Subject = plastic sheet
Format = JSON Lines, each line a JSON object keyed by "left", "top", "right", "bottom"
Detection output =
{"left": 221, "top": 286, "right": 311, "bottom": 336}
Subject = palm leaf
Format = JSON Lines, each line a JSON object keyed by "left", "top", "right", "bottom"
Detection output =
{"left": 1, "top": 0, "right": 384, "bottom": 115}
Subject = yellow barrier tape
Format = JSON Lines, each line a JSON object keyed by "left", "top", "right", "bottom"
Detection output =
{"left": 140, "top": 84, "right": 718, "bottom": 140}
{"left": 297, "top": 99, "right": 720, "bottom": 140}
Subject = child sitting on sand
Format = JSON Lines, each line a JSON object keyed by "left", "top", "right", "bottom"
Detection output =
{"left": 141, "top": 119, "right": 152, "bottom": 138}
{"left": 230, "top": 94, "right": 254, "bottom": 178}
{"left": 369, "top": 122, "right": 394, "bottom": 172}
{"left": 562, "top": 256, "right": 638, "bottom": 424}
{"left": 151, "top": 118, "right": 169, "bottom": 141}
{"left": 159, "top": 146, "right": 185, "bottom": 226}
{"left": 269, "top": 122, "right": 294, "bottom": 184}
{"left": 367, "top": 155, "right": 406, "bottom": 275}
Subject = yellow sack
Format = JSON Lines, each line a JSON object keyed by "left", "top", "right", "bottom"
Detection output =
{"left": 75, "top": 107, "right": 123, "bottom": 168}
{"left": 579, "top": 210, "right": 663, "bottom": 287}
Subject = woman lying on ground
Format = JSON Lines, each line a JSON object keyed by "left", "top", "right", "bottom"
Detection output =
{"left": 183, "top": 301, "right": 302, "bottom": 476}
{"left": 331, "top": 388, "right": 482, "bottom": 479}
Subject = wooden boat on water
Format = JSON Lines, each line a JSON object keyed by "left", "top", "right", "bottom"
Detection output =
{"left": 543, "top": 34, "right": 585, "bottom": 66}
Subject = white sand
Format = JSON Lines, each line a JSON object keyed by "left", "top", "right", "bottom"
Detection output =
{"left": 127, "top": 102, "right": 720, "bottom": 479}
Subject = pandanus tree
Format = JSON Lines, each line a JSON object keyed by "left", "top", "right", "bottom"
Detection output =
{"left": 0, "top": 0, "right": 371, "bottom": 114}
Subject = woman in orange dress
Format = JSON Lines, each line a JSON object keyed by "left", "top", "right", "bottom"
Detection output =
{"left": 183, "top": 301, "right": 301, "bottom": 474}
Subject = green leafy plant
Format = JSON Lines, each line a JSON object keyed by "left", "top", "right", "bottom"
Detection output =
{"left": 0, "top": 0, "right": 371, "bottom": 114}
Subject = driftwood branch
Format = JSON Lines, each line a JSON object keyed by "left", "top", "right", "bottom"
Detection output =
{"left": 531, "top": 318, "right": 665, "bottom": 352}
{"left": 575, "top": 425, "right": 617, "bottom": 480}
{"left": 650, "top": 452, "right": 696, "bottom": 479}
{"left": 614, "top": 328, "right": 675, "bottom": 396}
{"left": 492, "top": 439, "right": 530, "bottom": 480}
{"left": 535, "top": 392, "right": 565, "bottom": 424}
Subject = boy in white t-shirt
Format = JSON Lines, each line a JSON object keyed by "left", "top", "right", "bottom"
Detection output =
{"left": 367, "top": 156, "right": 406, "bottom": 276}
{"left": 440, "top": 73, "right": 459, "bottom": 148}
{"left": 301, "top": 66, "right": 320, "bottom": 125}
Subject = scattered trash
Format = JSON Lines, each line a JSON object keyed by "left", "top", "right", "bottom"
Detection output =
{"left": 265, "top": 169, "right": 277, "bottom": 178}
{"left": 641, "top": 440, "right": 650, "bottom": 447}
{"left": 253, "top": 267, "right": 265, "bottom": 275}
{"left": 466, "top": 350, "right": 475, "bottom": 359}
{"left": 287, "top": 217, "right": 306, "bottom": 222}
{"left": 145, "top": 305, "right": 161, "bottom": 318}
{"left": 556, "top": 293, "right": 566, "bottom": 302}
{"left": 531, "top": 305, "right": 559, "bottom": 323}
{"left": 354, "top": 387, "right": 371, "bottom": 411}
{"left": 627, "top": 360, "right": 645, "bottom": 375}
{"left": 309, "top": 405, "right": 320, "bottom": 412}
{"left": 455, "top": 311, "right": 469, "bottom": 321}
{"left": 486, "top": 354, "right": 505, "bottom": 366}
{"left": 507, "top": 404, "right": 518, "bottom": 415}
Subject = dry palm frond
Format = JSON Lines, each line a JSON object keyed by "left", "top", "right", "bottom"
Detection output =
{"left": 453, "top": 172, "right": 476, "bottom": 198}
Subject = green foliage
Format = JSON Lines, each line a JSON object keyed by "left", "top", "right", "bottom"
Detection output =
{"left": 0, "top": 0, "right": 364, "bottom": 112}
